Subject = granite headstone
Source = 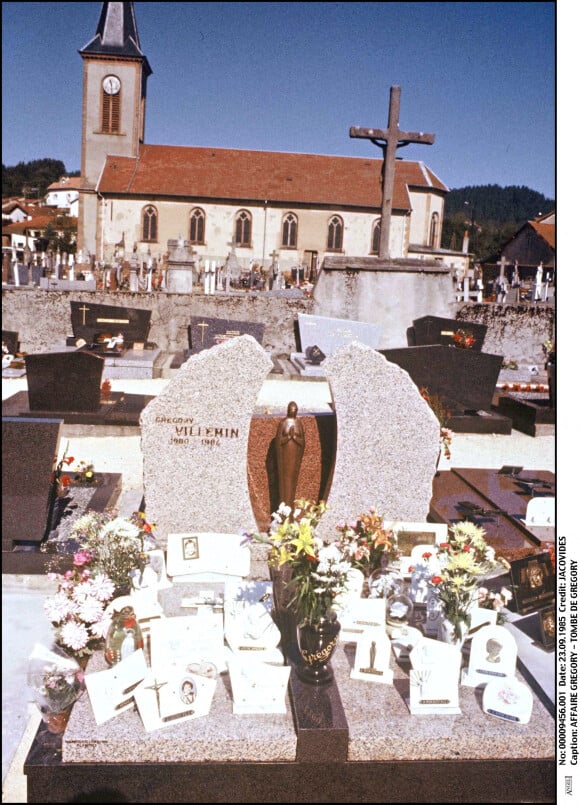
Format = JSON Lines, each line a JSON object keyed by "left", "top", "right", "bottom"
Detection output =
{"left": 25, "top": 351, "right": 105, "bottom": 412}
{"left": 140, "top": 335, "right": 273, "bottom": 548}
{"left": 379, "top": 346, "right": 503, "bottom": 413}
{"left": 187, "top": 316, "right": 265, "bottom": 357}
{"left": 316, "top": 342, "right": 440, "bottom": 541}
{"left": 2, "top": 416, "right": 62, "bottom": 550}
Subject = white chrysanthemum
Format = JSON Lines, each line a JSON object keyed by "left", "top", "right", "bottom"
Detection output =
{"left": 100, "top": 517, "right": 141, "bottom": 543}
{"left": 60, "top": 621, "right": 90, "bottom": 651}
{"left": 89, "top": 574, "right": 116, "bottom": 602}
{"left": 44, "top": 592, "right": 74, "bottom": 624}
{"left": 72, "top": 580, "right": 95, "bottom": 602}
{"left": 279, "top": 504, "right": 292, "bottom": 517}
{"left": 76, "top": 596, "right": 105, "bottom": 624}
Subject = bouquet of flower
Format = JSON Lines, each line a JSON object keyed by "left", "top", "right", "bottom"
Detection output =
{"left": 476, "top": 585, "right": 513, "bottom": 625}
{"left": 44, "top": 510, "right": 156, "bottom": 659}
{"left": 69, "top": 510, "right": 156, "bottom": 593}
{"left": 452, "top": 328, "right": 476, "bottom": 349}
{"left": 335, "top": 507, "right": 399, "bottom": 576}
{"left": 242, "top": 499, "right": 353, "bottom": 625}
{"left": 428, "top": 522, "right": 502, "bottom": 637}
{"left": 28, "top": 643, "right": 85, "bottom": 715}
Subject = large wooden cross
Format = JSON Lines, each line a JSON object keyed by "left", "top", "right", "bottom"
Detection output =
{"left": 350, "top": 86, "right": 435, "bottom": 259}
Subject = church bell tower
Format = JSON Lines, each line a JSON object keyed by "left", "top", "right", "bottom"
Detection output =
{"left": 78, "top": 2, "right": 152, "bottom": 259}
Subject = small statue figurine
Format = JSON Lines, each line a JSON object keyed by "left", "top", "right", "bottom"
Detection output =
{"left": 275, "top": 401, "right": 305, "bottom": 508}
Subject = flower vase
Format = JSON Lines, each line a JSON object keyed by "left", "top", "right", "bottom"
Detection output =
{"left": 270, "top": 563, "right": 297, "bottom": 655}
{"left": 438, "top": 617, "right": 468, "bottom": 648}
{"left": 296, "top": 612, "right": 341, "bottom": 685}
{"left": 41, "top": 704, "right": 74, "bottom": 734}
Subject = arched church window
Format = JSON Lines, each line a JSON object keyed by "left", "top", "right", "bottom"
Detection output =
{"left": 429, "top": 212, "right": 439, "bottom": 248}
{"left": 282, "top": 213, "right": 298, "bottom": 248}
{"left": 327, "top": 215, "right": 343, "bottom": 251}
{"left": 142, "top": 206, "right": 158, "bottom": 242}
{"left": 235, "top": 210, "right": 252, "bottom": 247}
{"left": 189, "top": 208, "right": 205, "bottom": 244}
{"left": 371, "top": 219, "right": 381, "bottom": 254}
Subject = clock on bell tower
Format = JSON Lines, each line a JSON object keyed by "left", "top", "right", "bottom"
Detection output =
{"left": 78, "top": 2, "right": 152, "bottom": 257}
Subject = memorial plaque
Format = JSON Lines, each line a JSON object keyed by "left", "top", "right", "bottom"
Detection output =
{"left": 508, "top": 553, "right": 555, "bottom": 615}
{"left": 2, "top": 416, "right": 62, "bottom": 550}
{"left": 25, "top": 351, "right": 104, "bottom": 412}
{"left": 409, "top": 315, "right": 487, "bottom": 350}
{"left": 187, "top": 316, "right": 265, "bottom": 355}
{"left": 297, "top": 313, "right": 381, "bottom": 356}
{"left": 379, "top": 345, "right": 503, "bottom": 413}
{"left": 537, "top": 604, "right": 556, "bottom": 649}
{"left": 70, "top": 301, "right": 151, "bottom": 349}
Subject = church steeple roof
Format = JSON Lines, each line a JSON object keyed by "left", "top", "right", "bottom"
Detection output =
{"left": 79, "top": 2, "right": 151, "bottom": 73}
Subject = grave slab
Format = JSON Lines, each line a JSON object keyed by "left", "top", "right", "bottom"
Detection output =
{"left": 494, "top": 393, "right": 555, "bottom": 437}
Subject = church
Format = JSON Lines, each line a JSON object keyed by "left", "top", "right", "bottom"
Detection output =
{"left": 78, "top": 2, "right": 468, "bottom": 278}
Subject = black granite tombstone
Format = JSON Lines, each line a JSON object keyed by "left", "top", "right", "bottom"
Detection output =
{"left": 25, "top": 351, "right": 104, "bottom": 412}
{"left": 380, "top": 345, "right": 502, "bottom": 412}
{"left": 186, "top": 315, "right": 266, "bottom": 356}
{"left": 69, "top": 302, "right": 151, "bottom": 350}
{"left": 407, "top": 315, "right": 487, "bottom": 350}
{"left": 2, "top": 416, "right": 62, "bottom": 552}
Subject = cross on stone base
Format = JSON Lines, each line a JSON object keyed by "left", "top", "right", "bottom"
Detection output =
{"left": 350, "top": 86, "right": 435, "bottom": 259}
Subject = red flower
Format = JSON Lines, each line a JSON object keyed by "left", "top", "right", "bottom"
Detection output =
{"left": 64, "top": 456, "right": 75, "bottom": 466}
{"left": 60, "top": 474, "right": 71, "bottom": 487}
{"left": 431, "top": 576, "right": 442, "bottom": 585}
{"left": 439, "top": 542, "right": 451, "bottom": 550}
{"left": 462, "top": 544, "right": 471, "bottom": 552}
{"left": 422, "top": 551, "right": 432, "bottom": 559}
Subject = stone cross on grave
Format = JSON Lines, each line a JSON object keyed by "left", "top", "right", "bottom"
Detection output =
{"left": 350, "top": 85, "right": 435, "bottom": 259}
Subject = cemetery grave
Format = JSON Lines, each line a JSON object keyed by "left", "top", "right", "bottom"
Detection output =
{"left": 1, "top": 351, "right": 155, "bottom": 426}
{"left": 67, "top": 301, "right": 163, "bottom": 379}
{"left": 379, "top": 344, "right": 511, "bottom": 434}
{"left": 290, "top": 313, "right": 382, "bottom": 377}
{"left": 2, "top": 416, "right": 121, "bottom": 574}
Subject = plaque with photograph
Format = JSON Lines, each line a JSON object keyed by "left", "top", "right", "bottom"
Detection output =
{"left": 508, "top": 553, "right": 555, "bottom": 615}
{"left": 537, "top": 604, "right": 556, "bottom": 649}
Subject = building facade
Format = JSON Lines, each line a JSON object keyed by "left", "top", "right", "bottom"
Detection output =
{"left": 78, "top": 2, "right": 468, "bottom": 276}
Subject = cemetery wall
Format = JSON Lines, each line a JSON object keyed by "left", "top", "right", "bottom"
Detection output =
{"left": 1, "top": 290, "right": 310, "bottom": 357}
{"left": 457, "top": 303, "right": 555, "bottom": 366}
{"left": 2, "top": 289, "right": 554, "bottom": 365}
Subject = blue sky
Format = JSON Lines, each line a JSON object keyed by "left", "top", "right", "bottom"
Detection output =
{"left": 2, "top": 1, "right": 556, "bottom": 198}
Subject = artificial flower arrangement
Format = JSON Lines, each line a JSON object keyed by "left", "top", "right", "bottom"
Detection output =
{"left": 242, "top": 499, "right": 353, "bottom": 625}
{"left": 27, "top": 643, "right": 86, "bottom": 725}
{"left": 452, "top": 328, "right": 476, "bottom": 349}
{"left": 44, "top": 510, "right": 156, "bottom": 660}
{"left": 420, "top": 386, "right": 454, "bottom": 460}
{"left": 427, "top": 521, "right": 510, "bottom": 639}
{"left": 51, "top": 442, "right": 76, "bottom": 497}
{"left": 334, "top": 507, "right": 400, "bottom": 577}
{"left": 476, "top": 585, "right": 513, "bottom": 625}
